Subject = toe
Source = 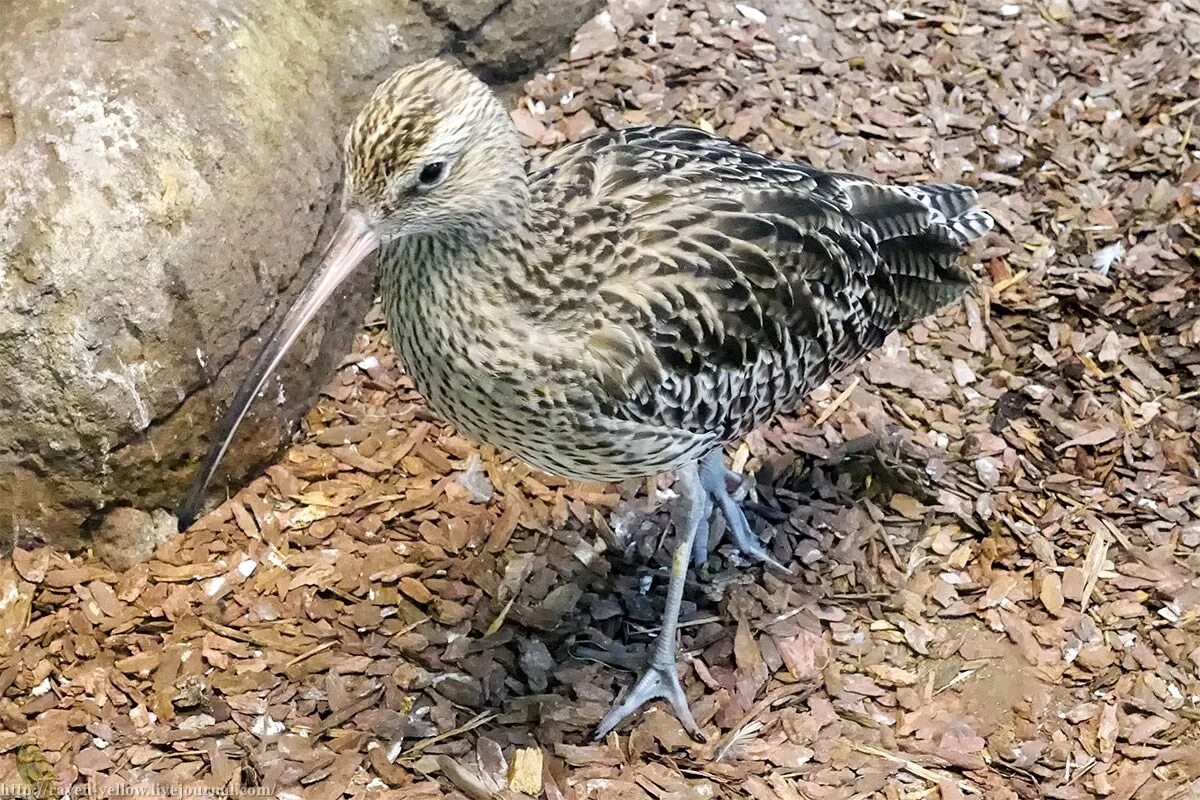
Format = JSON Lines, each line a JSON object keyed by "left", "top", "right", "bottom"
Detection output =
{"left": 593, "top": 662, "right": 705, "bottom": 741}
{"left": 723, "top": 466, "right": 754, "bottom": 501}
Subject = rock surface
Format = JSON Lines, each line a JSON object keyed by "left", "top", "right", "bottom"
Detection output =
{"left": 0, "top": 0, "right": 600, "bottom": 556}
{"left": 464, "top": 0, "right": 606, "bottom": 80}
{"left": 91, "top": 507, "right": 179, "bottom": 571}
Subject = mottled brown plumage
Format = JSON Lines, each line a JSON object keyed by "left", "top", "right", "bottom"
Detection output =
{"left": 180, "top": 58, "right": 993, "bottom": 740}
{"left": 379, "top": 121, "right": 990, "bottom": 486}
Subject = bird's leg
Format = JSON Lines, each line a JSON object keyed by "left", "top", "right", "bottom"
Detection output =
{"left": 689, "top": 487, "right": 715, "bottom": 568}
{"left": 699, "top": 450, "right": 792, "bottom": 573}
{"left": 594, "top": 461, "right": 707, "bottom": 742}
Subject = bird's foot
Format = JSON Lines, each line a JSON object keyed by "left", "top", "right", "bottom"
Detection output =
{"left": 694, "top": 452, "right": 792, "bottom": 573}
{"left": 723, "top": 465, "right": 754, "bottom": 502}
{"left": 720, "top": 500, "right": 792, "bottom": 573}
{"left": 595, "top": 461, "right": 708, "bottom": 741}
{"left": 593, "top": 654, "right": 705, "bottom": 742}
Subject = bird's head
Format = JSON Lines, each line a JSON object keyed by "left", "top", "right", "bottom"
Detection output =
{"left": 343, "top": 58, "right": 527, "bottom": 241}
{"left": 177, "top": 58, "right": 525, "bottom": 527}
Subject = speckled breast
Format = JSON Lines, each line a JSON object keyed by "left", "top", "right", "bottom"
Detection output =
{"left": 383, "top": 288, "right": 712, "bottom": 483}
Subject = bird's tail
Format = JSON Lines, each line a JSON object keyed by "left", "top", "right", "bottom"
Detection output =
{"left": 905, "top": 183, "right": 995, "bottom": 246}
{"left": 842, "top": 179, "right": 994, "bottom": 325}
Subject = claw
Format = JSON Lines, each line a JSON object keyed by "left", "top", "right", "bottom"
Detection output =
{"left": 699, "top": 452, "right": 793, "bottom": 573}
{"left": 718, "top": 496, "right": 793, "bottom": 574}
{"left": 593, "top": 657, "right": 705, "bottom": 742}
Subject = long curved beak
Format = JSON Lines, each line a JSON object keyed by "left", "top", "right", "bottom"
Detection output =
{"left": 177, "top": 212, "right": 379, "bottom": 529}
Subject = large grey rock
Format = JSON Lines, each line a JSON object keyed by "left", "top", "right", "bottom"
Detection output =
{"left": 465, "top": 0, "right": 606, "bottom": 80}
{"left": 0, "top": 0, "right": 601, "bottom": 555}
{"left": 423, "top": 0, "right": 508, "bottom": 32}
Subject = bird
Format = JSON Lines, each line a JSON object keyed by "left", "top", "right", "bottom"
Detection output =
{"left": 178, "top": 57, "right": 993, "bottom": 741}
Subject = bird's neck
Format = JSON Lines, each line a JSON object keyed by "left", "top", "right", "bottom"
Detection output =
{"left": 378, "top": 196, "right": 551, "bottom": 422}
{"left": 378, "top": 185, "right": 541, "bottom": 336}
{"left": 382, "top": 191, "right": 534, "bottom": 285}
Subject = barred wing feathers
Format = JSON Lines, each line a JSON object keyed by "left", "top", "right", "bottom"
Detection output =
{"left": 530, "top": 126, "right": 993, "bottom": 441}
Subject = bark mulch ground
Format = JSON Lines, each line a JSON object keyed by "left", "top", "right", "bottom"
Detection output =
{"left": 2, "top": 0, "right": 1199, "bottom": 797}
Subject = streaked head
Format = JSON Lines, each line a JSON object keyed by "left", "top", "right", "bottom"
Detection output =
{"left": 343, "top": 58, "right": 527, "bottom": 239}
{"left": 177, "top": 59, "right": 524, "bottom": 527}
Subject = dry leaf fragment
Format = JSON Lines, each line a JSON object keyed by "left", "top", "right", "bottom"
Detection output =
{"left": 15, "top": 743, "right": 57, "bottom": 794}
{"left": 1097, "top": 703, "right": 1119, "bottom": 761}
{"left": 287, "top": 559, "right": 337, "bottom": 591}
{"left": 437, "top": 754, "right": 493, "bottom": 800}
{"left": 485, "top": 493, "right": 524, "bottom": 553}
{"left": 0, "top": 562, "right": 32, "bottom": 659}
{"left": 11, "top": 548, "right": 49, "bottom": 584}
{"left": 865, "top": 359, "right": 952, "bottom": 400}
{"left": 898, "top": 620, "right": 933, "bottom": 655}
{"left": 1125, "top": 715, "right": 1169, "bottom": 744}
{"left": 1080, "top": 527, "right": 1111, "bottom": 613}
{"left": 889, "top": 493, "right": 926, "bottom": 519}
{"left": 867, "top": 664, "right": 919, "bottom": 687}
{"left": 511, "top": 107, "right": 547, "bottom": 141}
{"left": 1040, "top": 572, "right": 1065, "bottom": 615}
{"left": 1062, "top": 567, "right": 1086, "bottom": 602}
{"left": 508, "top": 747, "right": 544, "bottom": 795}
{"left": 569, "top": 11, "right": 619, "bottom": 60}
{"left": 774, "top": 630, "right": 828, "bottom": 680}
{"left": 1055, "top": 427, "right": 1118, "bottom": 452}
{"left": 734, "top": 619, "right": 769, "bottom": 690}
{"left": 398, "top": 577, "right": 434, "bottom": 604}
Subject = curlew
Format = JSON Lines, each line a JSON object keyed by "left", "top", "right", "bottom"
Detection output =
{"left": 179, "top": 58, "right": 992, "bottom": 740}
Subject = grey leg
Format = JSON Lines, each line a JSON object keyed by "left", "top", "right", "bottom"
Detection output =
{"left": 689, "top": 487, "right": 714, "bottom": 567}
{"left": 699, "top": 450, "right": 792, "bottom": 573}
{"left": 594, "top": 461, "right": 707, "bottom": 742}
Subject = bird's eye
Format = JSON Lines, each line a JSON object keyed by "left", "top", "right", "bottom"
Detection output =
{"left": 417, "top": 161, "right": 447, "bottom": 187}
